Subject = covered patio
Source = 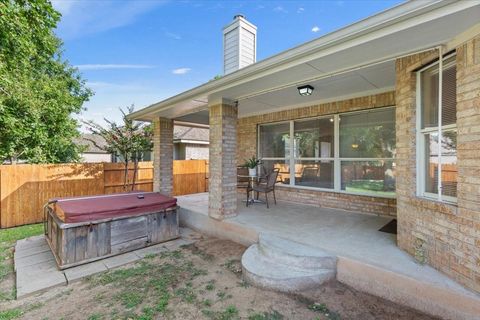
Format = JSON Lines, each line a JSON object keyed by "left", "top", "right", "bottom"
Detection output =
{"left": 177, "top": 192, "right": 480, "bottom": 320}
{"left": 128, "top": 2, "right": 480, "bottom": 319}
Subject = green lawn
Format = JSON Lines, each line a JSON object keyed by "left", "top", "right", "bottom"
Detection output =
{"left": 0, "top": 224, "right": 44, "bottom": 244}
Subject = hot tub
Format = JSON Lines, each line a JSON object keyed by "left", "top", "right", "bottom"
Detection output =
{"left": 44, "top": 192, "right": 179, "bottom": 269}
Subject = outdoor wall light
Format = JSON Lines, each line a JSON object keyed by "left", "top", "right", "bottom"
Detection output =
{"left": 297, "top": 85, "right": 314, "bottom": 96}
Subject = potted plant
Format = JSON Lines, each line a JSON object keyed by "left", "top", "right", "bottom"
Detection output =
{"left": 244, "top": 156, "right": 260, "bottom": 176}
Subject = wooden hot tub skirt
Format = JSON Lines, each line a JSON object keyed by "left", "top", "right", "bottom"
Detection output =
{"left": 45, "top": 192, "right": 179, "bottom": 269}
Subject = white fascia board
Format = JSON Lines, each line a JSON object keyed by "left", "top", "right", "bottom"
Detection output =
{"left": 128, "top": 0, "right": 478, "bottom": 121}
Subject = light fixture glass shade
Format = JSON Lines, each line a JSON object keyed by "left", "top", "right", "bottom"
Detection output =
{"left": 297, "top": 85, "right": 314, "bottom": 96}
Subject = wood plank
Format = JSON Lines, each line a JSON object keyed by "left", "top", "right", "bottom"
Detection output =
{"left": 64, "top": 228, "right": 77, "bottom": 265}
{"left": 86, "top": 224, "right": 99, "bottom": 259}
{"left": 50, "top": 218, "right": 57, "bottom": 252}
{"left": 74, "top": 226, "right": 88, "bottom": 262}
{"left": 97, "top": 222, "right": 111, "bottom": 256}
{"left": 110, "top": 216, "right": 147, "bottom": 245}
{"left": 111, "top": 236, "right": 148, "bottom": 254}
{"left": 168, "top": 210, "right": 180, "bottom": 239}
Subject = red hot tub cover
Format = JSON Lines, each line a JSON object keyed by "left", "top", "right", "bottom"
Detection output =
{"left": 51, "top": 192, "right": 177, "bottom": 223}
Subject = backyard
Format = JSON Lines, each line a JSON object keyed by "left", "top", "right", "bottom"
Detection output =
{"left": 0, "top": 224, "right": 437, "bottom": 320}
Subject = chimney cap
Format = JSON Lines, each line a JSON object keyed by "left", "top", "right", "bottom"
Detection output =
{"left": 233, "top": 14, "right": 245, "bottom": 20}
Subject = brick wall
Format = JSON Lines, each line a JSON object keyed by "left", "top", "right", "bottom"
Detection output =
{"left": 275, "top": 186, "right": 396, "bottom": 216}
{"left": 237, "top": 92, "right": 397, "bottom": 217}
{"left": 396, "top": 36, "right": 480, "bottom": 293}
{"left": 153, "top": 117, "right": 174, "bottom": 195}
{"left": 209, "top": 100, "right": 238, "bottom": 220}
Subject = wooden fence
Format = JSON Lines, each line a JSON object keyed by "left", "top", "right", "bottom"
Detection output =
{"left": 0, "top": 160, "right": 208, "bottom": 228}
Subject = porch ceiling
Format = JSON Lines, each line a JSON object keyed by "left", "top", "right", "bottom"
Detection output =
{"left": 129, "top": 0, "right": 480, "bottom": 124}
{"left": 236, "top": 61, "right": 395, "bottom": 118}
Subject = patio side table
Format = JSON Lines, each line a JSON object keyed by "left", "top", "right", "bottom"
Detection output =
{"left": 238, "top": 174, "right": 264, "bottom": 205}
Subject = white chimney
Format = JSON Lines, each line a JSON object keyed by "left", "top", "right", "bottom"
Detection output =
{"left": 223, "top": 14, "right": 257, "bottom": 75}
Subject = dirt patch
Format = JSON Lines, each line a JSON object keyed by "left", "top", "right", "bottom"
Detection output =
{"left": 1, "top": 236, "right": 438, "bottom": 320}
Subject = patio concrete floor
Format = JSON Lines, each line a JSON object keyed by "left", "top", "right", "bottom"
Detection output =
{"left": 14, "top": 228, "right": 199, "bottom": 299}
{"left": 177, "top": 192, "right": 480, "bottom": 320}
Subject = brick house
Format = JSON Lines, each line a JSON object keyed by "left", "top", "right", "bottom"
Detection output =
{"left": 130, "top": 0, "right": 480, "bottom": 311}
{"left": 173, "top": 124, "right": 209, "bottom": 160}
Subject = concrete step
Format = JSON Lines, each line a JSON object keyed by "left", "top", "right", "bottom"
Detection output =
{"left": 242, "top": 243, "right": 335, "bottom": 292}
{"left": 258, "top": 233, "right": 337, "bottom": 270}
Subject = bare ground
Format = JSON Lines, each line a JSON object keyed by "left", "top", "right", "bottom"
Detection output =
{"left": 0, "top": 234, "right": 439, "bottom": 320}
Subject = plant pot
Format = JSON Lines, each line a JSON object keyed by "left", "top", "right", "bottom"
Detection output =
{"left": 248, "top": 168, "right": 257, "bottom": 176}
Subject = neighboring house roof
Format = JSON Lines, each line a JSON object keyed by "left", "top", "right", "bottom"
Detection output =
{"left": 174, "top": 126, "right": 209, "bottom": 144}
{"left": 129, "top": 0, "right": 480, "bottom": 124}
{"left": 74, "top": 134, "right": 109, "bottom": 154}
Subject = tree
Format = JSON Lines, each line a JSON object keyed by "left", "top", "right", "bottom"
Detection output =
{"left": 83, "top": 106, "right": 153, "bottom": 191}
{"left": 0, "top": 0, "right": 92, "bottom": 164}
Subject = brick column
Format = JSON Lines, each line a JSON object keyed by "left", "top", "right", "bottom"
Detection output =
{"left": 208, "top": 98, "right": 238, "bottom": 220}
{"left": 153, "top": 117, "right": 174, "bottom": 196}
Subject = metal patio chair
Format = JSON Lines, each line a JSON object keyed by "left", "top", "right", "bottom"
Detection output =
{"left": 247, "top": 168, "right": 279, "bottom": 208}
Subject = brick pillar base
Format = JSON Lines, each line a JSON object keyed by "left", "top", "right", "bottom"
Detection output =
{"left": 153, "top": 117, "right": 173, "bottom": 196}
{"left": 208, "top": 99, "right": 238, "bottom": 220}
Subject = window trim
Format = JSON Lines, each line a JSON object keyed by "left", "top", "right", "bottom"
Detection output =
{"left": 416, "top": 53, "right": 457, "bottom": 204}
{"left": 257, "top": 106, "right": 396, "bottom": 198}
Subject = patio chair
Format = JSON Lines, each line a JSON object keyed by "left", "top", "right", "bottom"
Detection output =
{"left": 247, "top": 168, "right": 279, "bottom": 208}
{"left": 237, "top": 166, "right": 249, "bottom": 189}
{"left": 256, "top": 165, "right": 269, "bottom": 185}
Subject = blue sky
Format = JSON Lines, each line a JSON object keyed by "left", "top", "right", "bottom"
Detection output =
{"left": 51, "top": 0, "right": 403, "bottom": 128}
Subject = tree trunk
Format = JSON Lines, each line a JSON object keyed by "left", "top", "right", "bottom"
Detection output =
{"left": 131, "top": 153, "right": 139, "bottom": 191}
{"left": 123, "top": 159, "right": 129, "bottom": 191}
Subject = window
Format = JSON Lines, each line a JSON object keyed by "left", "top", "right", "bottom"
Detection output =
{"left": 339, "top": 108, "right": 396, "bottom": 196}
{"left": 258, "top": 107, "right": 396, "bottom": 197}
{"left": 417, "top": 55, "right": 457, "bottom": 202}
{"left": 294, "top": 118, "right": 334, "bottom": 189}
{"left": 259, "top": 122, "right": 291, "bottom": 184}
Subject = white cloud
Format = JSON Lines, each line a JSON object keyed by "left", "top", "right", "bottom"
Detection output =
{"left": 164, "top": 31, "right": 182, "bottom": 40}
{"left": 52, "top": 1, "right": 167, "bottom": 39}
{"left": 273, "top": 6, "right": 288, "bottom": 13}
{"left": 172, "top": 68, "right": 191, "bottom": 75}
{"left": 297, "top": 7, "right": 305, "bottom": 13}
{"left": 311, "top": 26, "right": 321, "bottom": 33}
{"left": 76, "top": 64, "right": 155, "bottom": 71}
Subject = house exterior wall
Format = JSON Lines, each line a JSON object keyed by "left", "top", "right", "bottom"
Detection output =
{"left": 237, "top": 92, "right": 397, "bottom": 217}
{"left": 79, "top": 153, "right": 113, "bottom": 163}
{"left": 174, "top": 143, "right": 209, "bottom": 160}
{"left": 185, "top": 144, "right": 209, "bottom": 160}
{"left": 174, "top": 144, "right": 185, "bottom": 160}
{"left": 396, "top": 36, "right": 480, "bottom": 293}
